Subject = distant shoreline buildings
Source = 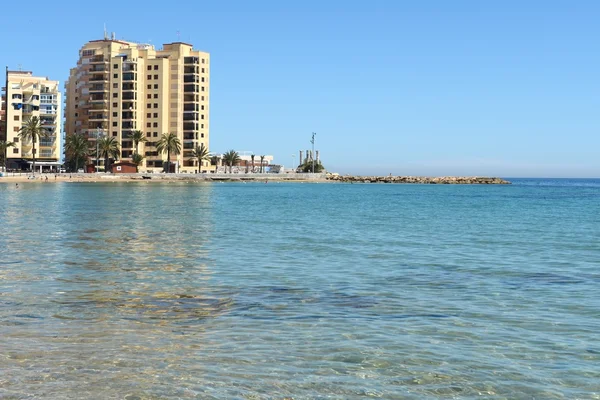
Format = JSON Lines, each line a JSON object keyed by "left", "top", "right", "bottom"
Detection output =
{"left": 2, "top": 34, "right": 212, "bottom": 173}
{"left": 65, "top": 37, "right": 210, "bottom": 173}
{"left": 1, "top": 35, "right": 294, "bottom": 174}
{"left": 1, "top": 71, "right": 62, "bottom": 171}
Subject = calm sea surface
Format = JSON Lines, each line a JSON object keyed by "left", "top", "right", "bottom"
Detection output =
{"left": 1, "top": 179, "right": 599, "bottom": 399}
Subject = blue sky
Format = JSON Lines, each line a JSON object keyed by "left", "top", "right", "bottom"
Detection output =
{"left": 1, "top": 0, "right": 599, "bottom": 177}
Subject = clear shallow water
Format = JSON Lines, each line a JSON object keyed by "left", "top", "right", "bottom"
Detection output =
{"left": 1, "top": 179, "right": 599, "bottom": 399}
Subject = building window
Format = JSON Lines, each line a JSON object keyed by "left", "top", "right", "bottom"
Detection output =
{"left": 201, "top": 124, "right": 204, "bottom": 128}
{"left": 201, "top": 114, "right": 204, "bottom": 119}
{"left": 201, "top": 105, "right": 204, "bottom": 110}
{"left": 74, "top": 113, "right": 78, "bottom": 117}
{"left": 153, "top": 113, "right": 158, "bottom": 118}
{"left": 147, "top": 94, "right": 151, "bottom": 99}
{"left": 113, "top": 64, "right": 118, "bottom": 69}
{"left": 146, "top": 113, "right": 151, "bottom": 118}
{"left": 147, "top": 123, "right": 151, "bottom": 128}
{"left": 154, "top": 84, "right": 158, "bottom": 89}
{"left": 147, "top": 84, "right": 151, "bottom": 89}
{"left": 112, "top": 102, "right": 117, "bottom": 107}
{"left": 201, "top": 77, "right": 205, "bottom": 82}
{"left": 113, "top": 112, "right": 118, "bottom": 117}
{"left": 154, "top": 75, "right": 158, "bottom": 79}
{"left": 113, "top": 131, "right": 117, "bottom": 137}
{"left": 147, "top": 75, "right": 152, "bottom": 80}
{"left": 146, "top": 132, "right": 151, "bottom": 137}
{"left": 201, "top": 133, "right": 204, "bottom": 138}
{"left": 113, "top": 74, "right": 118, "bottom": 79}
{"left": 14, "top": 137, "right": 19, "bottom": 143}
{"left": 13, "top": 148, "right": 18, "bottom": 153}
{"left": 201, "top": 86, "right": 205, "bottom": 91}
{"left": 113, "top": 83, "right": 118, "bottom": 88}
{"left": 14, "top": 116, "right": 19, "bottom": 121}
{"left": 113, "top": 93, "right": 118, "bottom": 98}
{"left": 147, "top": 103, "right": 151, "bottom": 108}
{"left": 153, "top": 94, "right": 158, "bottom": 98}
{"left": 153, "top": 103, "right": 158, "bottom": 108}
{"left": 112, "top": 122, "right": 118, "bottom": 127}
{"left": 147, "top": 66, "right": 152, "bottom": 71}
{"left": 202, "top": 59, "right": 205, "bottom": 63}
{"left": 202, "top": 68, "right": 205, "bottom": 73}
{"left": 153, "top": 132, "right": 158, "bottom": 137}
{"left": 154, "top": 65, "right": 158, "bottom": 70}
{"left": 201, "top": 96, "right": 205, "bottom": 101}
{"left": 13, "top": 126, "right": 19, "bottom": 132}
{"left": 153, "top": 122, "right": 158, "bottom": 127}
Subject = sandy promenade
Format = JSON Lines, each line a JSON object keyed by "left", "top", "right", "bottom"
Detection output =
{"left": 0, "top": 172, "right": 327, "bottom": 184}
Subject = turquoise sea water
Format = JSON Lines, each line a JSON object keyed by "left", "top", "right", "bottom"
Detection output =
{"left": 1, "top": 179, "right": 599, "bottom": 399}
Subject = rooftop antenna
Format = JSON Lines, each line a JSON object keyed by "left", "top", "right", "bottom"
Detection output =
{"left": 17, "top": 64, "right": 22, "bottom": 71}
{"left": 104, "top": 23, "right": 108, "bottom": 40}
{"left": 111, "top": 32, "right": 115, "bottom": 40}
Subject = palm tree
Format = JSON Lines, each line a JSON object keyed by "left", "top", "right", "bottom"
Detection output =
{"left": 156, "top": 133, "right": 181, "bottom": 173}
{"left": 131, "top": 153, "right": 145, "bottom": 173}
{"left": 18, "top": 116, "right": 48, "bottom": 173}
{"left": 191, "top": 143, "right": 210, "bottom": 173}
{"left": 129, "top": 130, "right": 146, "bottom": 155}
{"left": 64, "top": 134, "right": 90, "bottom": 172}
{"left": 97, "top": 136, "right": 120, "bottom": 172}
{"left": 260, "top": 155, "right": 266, "bottom": 173}
{"left": 250, "top": 154, "right": 255, "bottom": 173}
{"left": 222, "top": 150, "right": 241, "bottom": 173}
{"left": 0, "top": 141, "right": 16, "bottom": 172}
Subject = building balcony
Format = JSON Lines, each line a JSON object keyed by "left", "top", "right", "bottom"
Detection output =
{"left": 121, "top": 112, "right": 136, "bottom": 120}
{"left": 183, "top": 104, "right": 198, "bottom": 112}
{"left": 183, "top": 84, "right": 198, "bottom": 93}
{"left": 89, "top": 74, "right": 108, "bottom": 82}
{"left": 122, "top": 83, "right": 136, "bottom": 91}
{"left": 122, "top": 64, "right": 137, "bottom": 72}
{"left": 122, "top": 92, "right": 136, "bottom": 100}
{"left": 122, "top": 122, "right": 135, "bottom": 130}
{"left": 183, "top": 94, "right": 196, "bottom": 102}
{"left": 184, "top": 57, "right": 199, "bottom": 64}
{"left": 122, "top": 102, "right": 136, "bottom": 110}
{"left": 90, "top": 96, "right": 108, "bottom": 103}
{"left": 184, "top": 66, "right": 198, "bottom": 74}
{"left": 40, "top": 109, "right": 58, "bottom": 115}
{"left": 89, "top": 103, "right": 108, "bottom": 110}
{"left": 123, "top": 73, "right": 136, "bottom": 81}
{"left": 183, "top": 75, "right": 199, "bottom": 83}
{"left": 89, "top": 114, "right": 108, "bottom": 121}
{"left": 89, "top": 56, "right": 108, "bottom": 64}
{"left": 89, "top": 85, "right": 107, "bottom": 93}
{"left": 183, "top": 122, "right": 196, "bottom": 131}
{"left": 89, "top": 65, "right": 108, "bottom": 72}
{"left": 183, "top": 133, "right": 196, "bottom": 140}
{"left": 183, "top": 114, "right": 198, "bottom": 121}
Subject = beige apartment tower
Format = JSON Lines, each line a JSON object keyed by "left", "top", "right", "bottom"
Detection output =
{"left": 65, "top": 37, "right": 210, "bottom": 172}
{"left": 1, "top": 71, "right": 62, "bottom": 171}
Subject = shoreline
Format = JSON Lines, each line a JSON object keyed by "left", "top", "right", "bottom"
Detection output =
{"left": 0, "top": 173, "right": 511, "bottom": 184}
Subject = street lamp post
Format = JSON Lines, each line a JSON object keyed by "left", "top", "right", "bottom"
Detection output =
{"left": 311, "top": 132, "right": 316, "bottom": 174}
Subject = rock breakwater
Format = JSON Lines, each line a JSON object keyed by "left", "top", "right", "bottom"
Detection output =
{"left": 326, "top": 175, "right": 510, "bottom": 184}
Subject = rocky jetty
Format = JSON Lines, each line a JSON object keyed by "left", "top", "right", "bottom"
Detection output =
{"left": 326, "top": 174, "right": 510, "bottom": 184}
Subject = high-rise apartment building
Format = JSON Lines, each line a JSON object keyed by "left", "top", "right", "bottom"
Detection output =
{"left": 65, "top": 37, "right": 210, "bottom": 172}
{"left": 1, "top": 70, "right": 62, "bottom": 171}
